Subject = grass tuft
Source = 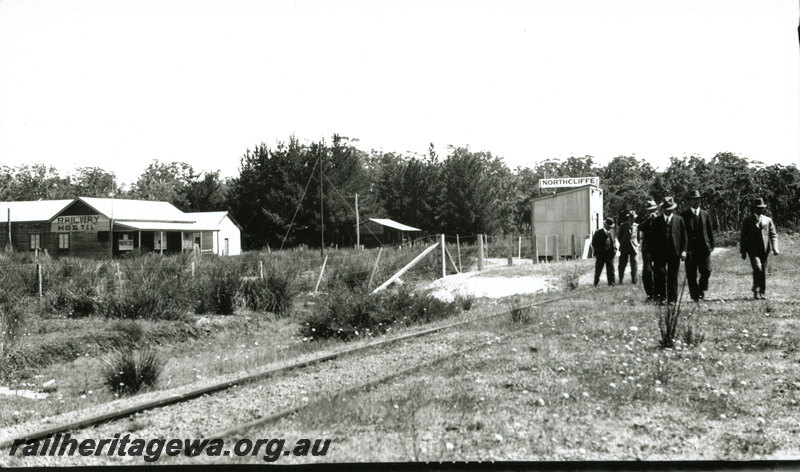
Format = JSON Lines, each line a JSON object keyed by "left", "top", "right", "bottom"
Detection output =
{"left": 102, "top": 347, "right": 166, "bottom": 396}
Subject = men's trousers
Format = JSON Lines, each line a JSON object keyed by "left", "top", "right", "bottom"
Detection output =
{"left": 642, "top": 251, "right": 654, "bottom": 298}
{"left": 618, "top": 250, "right": 638, "bottom": 284}
{"left": 654, "top": 255, "right": 681, "bottom": 303}
{"left": 594, "top": 256, "right": 615, "bottom": 286}
{"left": 748, "top": 252, "right": 769, "bottom": 295}
{"left": 685, "top": 251, "right": 711, "bottom": 300}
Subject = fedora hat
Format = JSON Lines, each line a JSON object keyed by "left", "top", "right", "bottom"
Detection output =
{"left": 603, "top": 217, "right": 615, "bottom": 228}
{"left": 686, "top": 190, "right": 701, "bottom": 199}
{"left": 645, "top": 200, "right": 658, "bottom": 211}
{"left": 661, "top": 196, "right": 677, "bottom": 211}
{"left": 753, "top": 197, "right": 767, "bottom": 208}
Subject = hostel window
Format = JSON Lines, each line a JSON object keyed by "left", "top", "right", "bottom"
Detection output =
{"left": 30, "top": 234, "right": 41, "bottom": 250}
{"left": 58, "top": 233, "right": 70, "bottom": 249}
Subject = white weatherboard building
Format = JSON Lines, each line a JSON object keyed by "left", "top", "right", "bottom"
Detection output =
{"left": 530, "top": 184, "right": 604, "bottom": 260}
{"left": 186, "top": 211, "right": 242, "bottom": 256}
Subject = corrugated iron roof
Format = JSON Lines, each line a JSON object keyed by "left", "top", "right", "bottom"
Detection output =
{"left": 184, "top": 211, "right": 228, "bottom": 228}
{"left": 0, "top": 200, "right": 74, "bottom": 222}
{"left": 114, "top": 221, "right": 219, "bottom": 231}
{"left": 367, "top": 218, "right": 421, "bottom": 232}
{"left": 78, "top": 197, "right": 191, "bottom": 222}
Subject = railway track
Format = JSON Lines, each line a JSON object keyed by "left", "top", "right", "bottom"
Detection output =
{"left": 2, "top": 287, "right": 594, "bottom": 457}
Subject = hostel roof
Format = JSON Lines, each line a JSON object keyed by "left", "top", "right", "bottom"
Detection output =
{"left": 0, "top": 197, "right": 232, "bottom": 232}
{"left": 0, "top": 199, "right": 74, "bottom": 223}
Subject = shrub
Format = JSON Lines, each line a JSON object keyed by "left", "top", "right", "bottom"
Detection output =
{"left": 100, "top": 256, "right": 191, "bottom": 320}
{"left": 111, "top": 319, "right": 144, "bottom": 344}
{"left": 102, "top": 347, "right": 166, "bottom": 396}
{"left": 299, "top": 286, "right": 458, "bottom": 341}
{"left": 238, "top": 266, "right": 296, "bottom": 316}
{"left": 193, "top": 259, "right": 241, "bottom": 315}
{"left": 454, "top": 293, "right": 475, "bottom": 311}
{"left": 560, "top": 265, "right": 581, "bottom": 291}
{"left": 505, "top": 298, "right": 533, "bottom": 324}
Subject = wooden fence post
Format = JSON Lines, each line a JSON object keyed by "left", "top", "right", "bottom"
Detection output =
{"left": 314, "top": 255, "right": 328, "bottom": 293}
{"left": 507, "top": 235, "right": 513, "bottom": 266}
{"left": 191, "top": 261, "right": 195, "bottom": 278}
{"left": 544, "top": 235, "right": 549, "bottom": 263}
{"left": 571, "top": 234, "right": 576, "bottom": 259}
{"left": 37, "top": 263, "right": 42, "bottom": 298}
{"left": 456, "top": 234, "right": 462, "bottom": 272}
{"left": 555, "top": 234, "right": 559, "bottom": 262}
{"left": 373, "top": 242, "right": 440, "bottom": 293}
{"left": 441, "top": 234, "right": 446, "bottom": 278}
{"left": 259, "top": 260, "right": 264, "bottom": 280}
{"left": 534, "top": 234, "right": 539, "bottom": 264}
{"left": 367, "top": 247, "right": 383, "bottom": 290}
{"left": 478, "top": 234, "right": 484, "bottom": 271}
{"left": 518, "top": 236, "right": 522, "bottom": 260}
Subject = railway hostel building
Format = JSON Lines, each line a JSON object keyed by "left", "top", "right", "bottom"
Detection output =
{"left": 0, "top": 197, "right": 242, "bottom": 258}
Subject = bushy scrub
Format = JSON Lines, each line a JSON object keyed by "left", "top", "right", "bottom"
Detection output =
{"left": 300, "top": 286, "right": 458, "bottom": 341}
{"left": 100, "top": 255, "right": 193, "bottom": 320}
{"left": 193, "top": 258, "right": 242, "bottom": 315}
{"left": 102, "top": 347, "right": 166, "bottom": 396}
{"left": 44, "top": 259, "right": 116, "bottom": 317}
{"left": 237, "top": 265, "right": 296, "bottom": 316}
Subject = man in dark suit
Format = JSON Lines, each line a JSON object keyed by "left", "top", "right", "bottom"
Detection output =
{"left": 617, "top": 210, "right": 639, "bottom": 284}
{"left": 638, "top": 196, "right": 687, "bottom": 304}
{"left": 638, "top": 199, "right": 659, "bottom": 302}
{"left": 681, "top": 190, "right": 715, "bottom": 302}
{"left": 740, "top": 197, "right": 779, "bottom": 299}
{"left": 592, "top": 217, "right": 617, "bottom": 287}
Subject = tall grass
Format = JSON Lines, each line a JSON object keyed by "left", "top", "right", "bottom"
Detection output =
{"left": 102, "top": 347, "right": 166, "bottom": 396}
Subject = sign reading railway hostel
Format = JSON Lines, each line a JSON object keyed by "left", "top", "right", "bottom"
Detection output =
{"left": 538, "top": 177, "right": 600, "bottom": 189}
{"left": 51, "top": 215, "right": 109, "bottom": 232}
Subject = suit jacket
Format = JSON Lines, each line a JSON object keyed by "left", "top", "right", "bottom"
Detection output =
{"left": 639, "top": 213, "right": 687, "bottom": 260}
{"left": 638, "top": 213, "right": 658, "bottom": 256}
{"left": 740, "top": 213, "right": 778, "bottom": 256}
{"left": 681, "top": 208, "right": 714, "bottom": 256}
{"left": 617, "top": 221, "right": 639, "bottom": 254}
{"left": 591, "top": 228, "right": 617, "bottom": 260}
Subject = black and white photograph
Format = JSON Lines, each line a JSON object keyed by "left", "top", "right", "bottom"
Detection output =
{"left": 1, "top": 0, "right": 799, "bottom": 467}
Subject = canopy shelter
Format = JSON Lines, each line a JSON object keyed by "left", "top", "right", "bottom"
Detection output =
{"left": 359, "top": 218, "right": 422, "bottom": 248}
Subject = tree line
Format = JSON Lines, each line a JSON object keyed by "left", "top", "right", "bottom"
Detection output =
{"left": 2, "top": 135, "right": 798, "bottom": 250}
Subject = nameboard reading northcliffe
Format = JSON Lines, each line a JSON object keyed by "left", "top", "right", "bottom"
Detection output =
{"left": 538, "top": 177, "right": 600, "bottom": 189}
{"left": 51, "top": 215, "right": 109, "bottom": 232}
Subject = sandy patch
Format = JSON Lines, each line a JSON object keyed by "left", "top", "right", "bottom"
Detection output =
{"left": 426, "top": 258, "right": 556, "bottom": 301}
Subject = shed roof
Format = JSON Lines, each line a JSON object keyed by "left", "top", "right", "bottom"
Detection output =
{"left": 0, "top": 200, "right": 74, "bottom": 223}
{"left": 366, "top": 218, "right": 421, "bottom": 232}
{"left": 184, "top": 211, "right": 244, "bottom": 230}
{"left": 530, "top": 184, "right": 601, "bottom": 203}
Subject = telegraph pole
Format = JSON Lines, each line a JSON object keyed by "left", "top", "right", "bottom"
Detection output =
{"left": 355, "top": 193, "right": 360, "bottom": 249}
{"left": 319, "top": 151, "right": 324, "bottom": 258}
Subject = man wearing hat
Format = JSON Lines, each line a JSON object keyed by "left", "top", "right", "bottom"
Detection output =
{"left": 617, "top": 210, "right": 639, "bottom": 285}
{"left": 639, "top": 196, "right": 687, "bottom": 304}
{"left": 681, "top": 190, "right": 715, "bottom": 302}
{"left": 592, "top": 217, "right": 618, "bottom": 287}
{"left": 740, "top": 197, "right": 779, "bottom": 299}
{"left": 638, "top": 199, "right": 660, "bottom": 301}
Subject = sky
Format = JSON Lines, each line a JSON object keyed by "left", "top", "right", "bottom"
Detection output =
{"left": 1, "top": 0, "right": 798, "bottom": 186}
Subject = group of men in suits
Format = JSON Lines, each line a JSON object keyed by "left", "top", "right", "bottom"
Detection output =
{"left": 592, "top": 191, "right": 780, "bottom": 303}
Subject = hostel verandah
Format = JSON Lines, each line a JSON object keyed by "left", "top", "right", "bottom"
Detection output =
{"left": 0, "top": 197, "right": 241, "bottom": 258}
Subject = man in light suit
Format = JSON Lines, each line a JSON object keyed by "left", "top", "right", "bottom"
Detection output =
{"left": 592, "top": 217, "right": 617, "bottom": 287}
{"left": 638, "top": 200, "right": 659, "bottom": 302}
{"left": 740, "top": 197, "right": 779, "bottom": 300}
{"left": 617, "top": 210, "right": 639, "bottom": 285}
{"left": 681, "top": 190, "right": 715, "bottom": 302}
{"left": 639, "top": 196, "right": 687, "bottom": 305}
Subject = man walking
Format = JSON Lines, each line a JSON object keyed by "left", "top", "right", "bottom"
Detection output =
{"left": 592, "top": 217, "right": 617, "bottom": 287}
{"left": 681, "top": 190, "right": 714, "bottom": 302}
{"left": 617, "top": 210, "right": 639, "bottom": 284}
{"left": 639, "top": 200, "right": 659, "bottom": 302}
{"left": 639, "top": 197, "right": 687, "bottom": 305}
{"left": 740, "top": 197, "right": 779, "bottom": 300}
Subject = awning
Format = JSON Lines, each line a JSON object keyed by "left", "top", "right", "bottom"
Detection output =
{"left": 367, "top": 218, "right": 421, "bottom": 232}
{"left": 114, "top": 221, "right": 220, "bottom": 232}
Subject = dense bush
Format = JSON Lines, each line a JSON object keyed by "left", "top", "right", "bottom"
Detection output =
{"left": 45, "top": 259, "right": 116, "bottom": 317}
{"left": 238, "top": 265, "right": 296, "bottom": 316}
{"left": 300, "top": 286, "right": 458, "bottom": 341}
{"left": 193, "top": 258, "right": 241, "bottom": 315}
{"left": 102, "top": 347, "right": 166, "bottom": 396}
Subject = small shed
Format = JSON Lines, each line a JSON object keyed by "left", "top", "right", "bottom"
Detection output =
{"left": 185, "top": 211, "right": 242, "bottom": 256}
{"left": 530, "top": 185, "right": 603, "bottom": 260}
{"left": 359, "top": 218, "right": 422, "bottom": 248}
